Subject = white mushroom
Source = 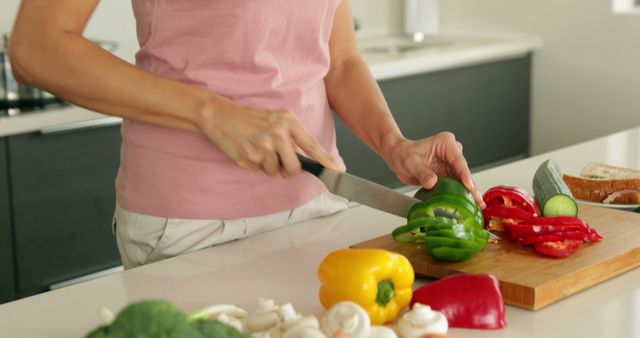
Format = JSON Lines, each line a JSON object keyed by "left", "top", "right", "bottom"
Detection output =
{"left": 189, "top": 304, "right": 248, "bottom": 333}
{"left": 190, "top": 304, "right": 247, "bottom": 319}
{"left": 98, "top": 306, "right": 114, "bottom": 325}
{"left": 217, "top": 312, "right": 246, "bottom": 333}
{"left": 286, "top": 316, "right": 320, "bottom": 332}
{"left": 247, "top": 298, "right": 282, "bottom": 332}
{"left": 396, "top": 304, "right": 448, "bottom": 338}
{"left": 280, "top": 303, "right": 301, "bottom": 324}
{"left": 320, "top": 301, "right": 371, "bottom": 338}
{"left": 278, "top": 302, "right": 323, "bottom": 338}
{"left": 368, "top": 326, "right": 397, "bottom": 338}
{"left": 251, "top": 331, "right": 273, "bottom": 338}
{"left": 283, "top": 326, "right": 327, "bottom": 338}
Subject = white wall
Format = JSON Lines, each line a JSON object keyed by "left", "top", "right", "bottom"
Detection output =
{"left": 1, "top": 0, "right": 138, "bottom": 63}
{"left": 440, "top": 0, "right": 640, "bottom": 154}
{"left": 351, "top": 0, "right": 403, "bottom": 37}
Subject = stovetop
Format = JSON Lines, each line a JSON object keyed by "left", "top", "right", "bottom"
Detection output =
{"left": 0, "top": 98, "right": 69, "bottom": 116}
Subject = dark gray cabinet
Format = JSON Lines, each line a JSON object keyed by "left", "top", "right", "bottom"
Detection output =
{"left": 7, "top": 123, "right": 121, "bottom": 297}
{"left": 0, "top": 138, "right": 15, "bottom": 303}
{"left": 336, "top": 55, "right": 531, "bottom": 188}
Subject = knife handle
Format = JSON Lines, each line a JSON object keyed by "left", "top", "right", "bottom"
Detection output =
{"left": 297, "top": 154, "right": 324, "bottom": 176}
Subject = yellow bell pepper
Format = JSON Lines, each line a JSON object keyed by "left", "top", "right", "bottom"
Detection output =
{"left": 317, "top": 248, "right": 415, "bottom": 325}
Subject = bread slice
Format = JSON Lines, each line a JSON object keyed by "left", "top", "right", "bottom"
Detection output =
{"left": 562, "top": 163, "right": 640, "bottom": 204}
{"left": 580, "top": 162, "right": 640, "bottom": 179}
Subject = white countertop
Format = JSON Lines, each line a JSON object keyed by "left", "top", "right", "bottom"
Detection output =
{"left": 1, "top": 125, "right": 639, "bottom": 337}
{"left": 0, "top": 33, "right": 541, "bottom": 138}
{"left": 0, "top": 105, "right": 117, "bottom": 138}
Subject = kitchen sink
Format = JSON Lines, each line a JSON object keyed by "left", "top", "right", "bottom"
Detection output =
{"left": 358, "top": 36, "right": 452, "bottom": 54}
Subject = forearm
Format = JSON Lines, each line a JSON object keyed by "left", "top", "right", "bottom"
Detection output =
{"left": 10, "top": 7, "right": 230, "bottom": 132}
{"left": 325, "top": 55, "right": 405, "bottom": 160}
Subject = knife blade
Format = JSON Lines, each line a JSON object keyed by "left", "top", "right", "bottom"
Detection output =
{"left": 298, "top": 155, "right": 420, "bottom": 217}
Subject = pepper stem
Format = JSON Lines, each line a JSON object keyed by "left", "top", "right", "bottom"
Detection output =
{"left": 376, "top": 279, "right": 395, "bottom": 307}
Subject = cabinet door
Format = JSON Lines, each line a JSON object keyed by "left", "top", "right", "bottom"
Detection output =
{"left": 8, "top": 122, "right": 122, "bottom": 296}
{"left": 335, "top": 55, "right": 531, "bottom": 188}
{"left": 0, "top": 138, "right": 16, "bottom": 303}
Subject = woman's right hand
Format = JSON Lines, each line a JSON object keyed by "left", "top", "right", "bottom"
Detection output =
{"left": 199, "top": 100, "right": 345, "bottom": 177}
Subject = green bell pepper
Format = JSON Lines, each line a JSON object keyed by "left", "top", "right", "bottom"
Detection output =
{"left": 409, "top": 195, "right": 483, "bottom": 228}
{"left": 414, "top": 177, "right": 474, "bottom": 204}
{"left": 392, "top": 216, "right": 457, "bottom": 243}
{"left": 410, "top": 178, "right": 484, "bottom": 228}
{"left": 392, "top": 177, "right": 489, "bottom": 262}
{"left": 425, "top": 236, "right": 486, "bottom": 252}
{"left": 429, "top": 247, "right": 477, "bottom": 262}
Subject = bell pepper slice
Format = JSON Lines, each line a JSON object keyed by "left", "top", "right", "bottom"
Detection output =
{"left": 518, "top": 234, "right": 564, "bottom": 245}
{"left": 424, "top": 222, "right": 490, "bottom": 240}
{"left": 415, "top": 177, "right": 476, "bottom": 205}
{"left": 483, "top": 186, "right": 540, "bottom": 215}
{"left": 534, "top": 239, "right": 583, "bottom": 258}
{"left": 483, "top": 204, "right": 534, "bottom": 225}
{"left": 519, "top": 216, "right": 590, "bottom": 230}
{"left": 425, "top": 226, "right": 489, "bottom": 242}
{"left": 482, "top": 186, "right": 540, "bottom": 232}
{"left": 317, "top": 248, "right": 414, "bottom": 325}
{"left": 392, "top": 216, "right": 457, "bottom": 243}
{"left": 429, "top": 247, "right": 477, "bottom": 262}
{"left": 409, "top": 194, "right": 483, "bottom": 228}
{"left": 588, "top": 228, "right": 604, "bottom": 241}
{"left": 502, "top": 221, "right": 586, "bottom": 241}
{"left": 412, "top": 178, "right": 484, "bottom": 228}
{"left": 411, "top": 274, "right": 507, "bottom": 329}
{"left": 426, "top": 236, "right": 487, "bottom": 252}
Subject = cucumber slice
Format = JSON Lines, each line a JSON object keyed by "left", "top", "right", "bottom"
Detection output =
{"left": 532, "top": 159, "right": 579, "bottom": 216}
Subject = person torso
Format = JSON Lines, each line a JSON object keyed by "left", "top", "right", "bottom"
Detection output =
{"left": 118, "top": 0, "right": 343, "bottom": 219}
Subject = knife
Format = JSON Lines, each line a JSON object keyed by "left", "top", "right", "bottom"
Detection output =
{"left": 298, "top": 155, "right": 420, "bottom": 217}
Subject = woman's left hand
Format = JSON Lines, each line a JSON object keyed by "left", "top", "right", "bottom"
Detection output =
{"left": 383, "top": 131, "right": 486, "bottom": 209}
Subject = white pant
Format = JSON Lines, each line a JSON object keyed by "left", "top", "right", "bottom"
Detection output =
{"left": 112, "top": 192, "right": 349, "bottom": 269}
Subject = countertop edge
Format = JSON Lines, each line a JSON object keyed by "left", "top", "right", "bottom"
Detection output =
{"left": 0, "top": 107, "right": 119, "bottom": 138}
{"left": 366, "top": 35, "right": 543, "bottom": 81}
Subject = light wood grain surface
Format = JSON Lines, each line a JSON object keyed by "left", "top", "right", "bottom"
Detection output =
{"left": 352, "top": 204, "right": 640, "bottom": 310}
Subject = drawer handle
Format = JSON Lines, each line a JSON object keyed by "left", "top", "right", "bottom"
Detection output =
{"left": 39, "top": 117, "right": 122, "bottom": 135}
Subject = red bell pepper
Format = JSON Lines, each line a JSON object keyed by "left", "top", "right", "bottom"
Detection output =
{"left": 411, "top": 274, "right": 506, "bottom": 330}
{"left": 519, "top": 234, "right": 564, "bottom": 245}
{"left": 519, "top": 216, "right": 590, "bottom": 232}
{"left": 502, "top": 222, "right": 585, "bottom": 241}
{"left": 534, "top": 239, "right": 583, "bottom": 258}
{"left": 503, "top": 216, "right": 593, "bottom": 241}
{"left": 588, "top": 228, "right": 604, "bottom": 241}
{"left": 483, "top": 186, "right": 540, "bottom": 216}
{"left": 483, "top": 205, "right": 533, "bottom": 221}
{"left": 482, "top": 186, "right": 604, "bottom": 259}
{"left": 482, "top": 186, "right": 540, "bottom": 231}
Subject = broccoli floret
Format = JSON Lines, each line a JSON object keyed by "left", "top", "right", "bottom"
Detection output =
{"left": 193, "top": 319, "right": 249, "bottom": 338}
{"left": 85, "top": 300, "right": 249, "bottom": 338}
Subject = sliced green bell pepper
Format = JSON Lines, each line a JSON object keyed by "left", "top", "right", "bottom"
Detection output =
{"left": 425, "top": 236, "right": 486, "bottom": 252}
{"left": 392, "top": 216, "right": 457, "bottom": 243}
{"left": 410, "top": 178, "right": 484, "bottom": 228}
{"left": 392, "top": 177, "right": 489, "bottom": 262}
{"left": 429, "top": 247, "right": 477, "bottom": 262}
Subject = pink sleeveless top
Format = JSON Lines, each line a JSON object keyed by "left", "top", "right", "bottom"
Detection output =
{"left": 117, "top": 0, "right": 343, "bottom": 219}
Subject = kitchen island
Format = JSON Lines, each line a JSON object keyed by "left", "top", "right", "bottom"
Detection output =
{"left": 0, "top": 126, "right": 638, "bottom": 337}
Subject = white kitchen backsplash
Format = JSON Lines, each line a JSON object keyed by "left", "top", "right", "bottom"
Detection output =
{"left": 0, "top": 0, "right": 137, "bottom": 63}
{"left": 351, "top": 0, "right": 404, "bottom": 37}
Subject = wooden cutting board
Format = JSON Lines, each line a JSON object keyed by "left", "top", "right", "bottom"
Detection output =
{"left": 351, "top": 204, "right": 640, "bottom": 310}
